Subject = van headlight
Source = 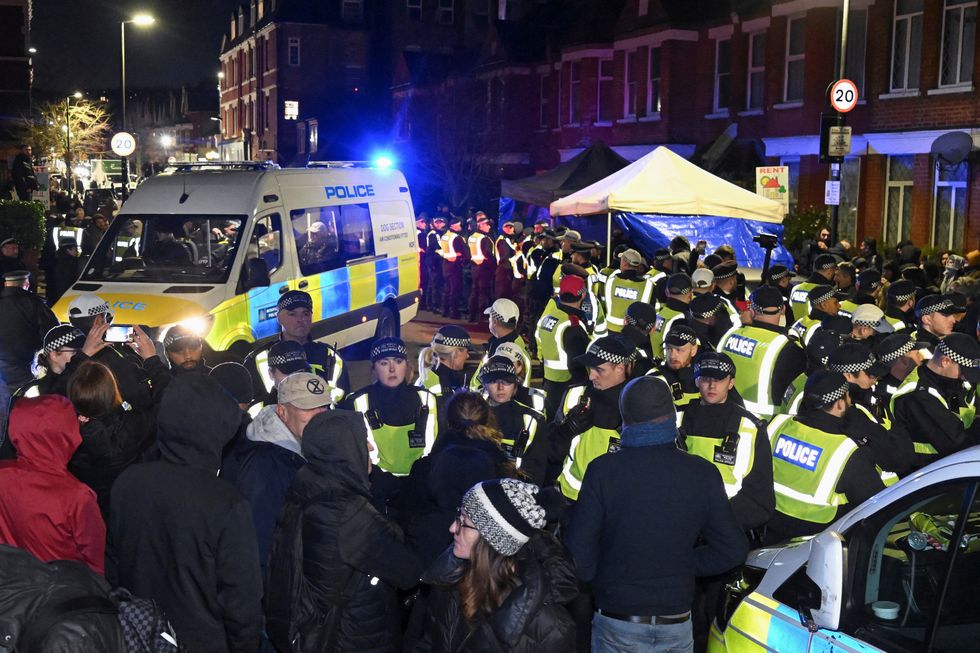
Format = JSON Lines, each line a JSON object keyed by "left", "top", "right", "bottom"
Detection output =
{"left": 178, "top": 315, "right": 213, "bottom": 337}
{"left": 715, "top": 565, "right": 766, "bottom": 631}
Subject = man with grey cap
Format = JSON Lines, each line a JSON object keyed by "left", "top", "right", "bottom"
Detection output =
{"left": 221, "top": 371, "right": 332, "bottom": 577}
{"left": 891, "top": 333, "right": 980, "bottom": 470}
{"left": 551, "top": 229, "right": 582, "bottom": 293}
{"left": 765, "top": 370, "right": 885, "bottom": 543}
{"left": 602, "top": 249, "right": 655, "bottom": 334}
{"left": 565, "top": 374, "right": 747, "bottom": 653}
{"left": 849, "top": 304, "right": 894, "bottom": 343}
{"left": 0, "top": 270, "right": 58, "bottom": 389}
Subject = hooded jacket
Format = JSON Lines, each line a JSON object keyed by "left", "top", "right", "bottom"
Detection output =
{"left": 220, "top": 404, "right": 305, "bottom": 573}
{"left": 107, "top": 374, "right": 263, "bottom": 653}
{"left": 0, "top": 395, "right": 105, "bottom": 574}
{"left": 276, "top": 410, "right": 422, "bottom": 653}
{"left": 415, "top": 531, "right": 578, "bottom": 653}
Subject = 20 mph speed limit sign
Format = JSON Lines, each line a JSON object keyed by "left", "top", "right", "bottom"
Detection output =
{"left": 830, "top": 79, "right": 859, "bottom": 113}
{"left": 111, "top": 132, "right": 137, "bottom": 157}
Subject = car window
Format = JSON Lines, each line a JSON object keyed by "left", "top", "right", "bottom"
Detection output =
{"left": 249, "top": 213, "right": 282, "bottom": 273}
{"left": 841, "top": 481, "right": 980, "bottom": 652}
{"left": 290, "top": 203, "right": 375, "bottom": 276}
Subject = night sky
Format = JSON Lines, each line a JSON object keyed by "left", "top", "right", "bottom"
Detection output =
{"left": 32, "top": 0, "right": 243, "bottom": 94}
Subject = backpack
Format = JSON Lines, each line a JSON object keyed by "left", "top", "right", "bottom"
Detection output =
{"left": 20, "top": 588, "right": 181, "bottom": 653}
{"left": 264, "top": 492, "right": 360, "bottom": 653}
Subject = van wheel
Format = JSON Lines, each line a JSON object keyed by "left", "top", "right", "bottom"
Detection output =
{"left": 375, "top": 304, "right": 399, "bottom": 340}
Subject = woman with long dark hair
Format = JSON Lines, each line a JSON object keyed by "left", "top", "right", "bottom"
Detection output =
{"left": 415, "top": 479, "right": 576, "bottom": 652}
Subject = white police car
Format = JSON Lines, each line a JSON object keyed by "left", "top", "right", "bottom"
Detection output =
{"left": 709, "top": 446, "right": 980, "bottom": 653}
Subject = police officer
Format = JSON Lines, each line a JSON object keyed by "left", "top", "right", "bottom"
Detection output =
{"left": 876, "top": 332, "right": 924, "bottom": 397}
{"left": 846, "top": 304, "right": 893, "bottom": 344}
{"left": 467, "top": 213, "right": 496, "bottom": 322}
{"left": 439, "top": 216, "right": 469, "bottom": 319}
{"left": 247, "top": 289, "right": 348, "bottom": 405}
{"left": 651, "top": 273, "right": 693, "bottom": 359}
{"left": 885, "top": 279, "right": 916, "bottom": 332}
{"left": 654, "top": 324, "right": 701, "bottom": 411}
{"left": 425, "top": 215, "right": 446, "bottom": 312}
{"left": 16, "top": 324, "right": 87, "bottom": 399}
{"left": 416, "top": 324, "right": 473, "bottom": 398}
{"left": 620, "top": 301, "right": 657, "bottom": 375}
{"left": 491, "top": 341, "right": 548, "bottom": 416}
{"left": 553, "top": 335, "right": 635, "bottom": 500}
{"left": 913, "top": 294, "right": 959, "bottom": 351}
{"left": 551, "top": 230, "right": 582, "bottom": 293}
{"left": 535, "top": 275, "right": 590, "bottom": 419}
{"left": 891, "top": 333, "right": 980, "bottom": 470}
{"left": 0, "top": 270, "right": 58, "bottom": 390}
{"left": 343, "top": 337, "right": 437, "bottom": 477}
{"left": 528, "top": 229, "right": 562, "bottom": 333}
{"left": 826, "top": 342, "right": 914, "bottom": 482}
{"left": 470, "top": 298, "right": 533, "bottom": 391}
{"left": 565, "top": 245, "right": 606, "bottom": 336}
{"left": 494, "top": 220, "right": 523, "bottom": 301}
{"left": 765, "top": 264, "right": 794, "bottom": 317}
{"left": 678, "top": 351, "right": 774, "bottom": 535}
{"left": 765, "top": 370, "right": 886, "bottom": 543}
{"left": 780, "top": 330, "right": 842, "bottom": 417}
{"left": 479, "top": 355, "right": 547, "bottom": 482}
{"left": 789, "top": 253, "right": 838, "bottom": 321}
{"left": 712, "top": 261, "right": 744, "bottom": 324}
{"left": 602, "top": 249, "right": 655, "bottom": 333}
{"left": 258, "top": 340, "right": 311, "bottom": 408}
{"left": 416, "top": 214, "right": 431, "bottom": 310}
{"left": 839, "top": 269, "right": 883, "bottom": 316}
{"left": 718, "top": 286, "right": 806, "bottom": 419}
{"left": 687, "top": 292, "right": 733, "bottom": 351}
{"left": 789, "top": 284, "right": 840, "bottom": 345}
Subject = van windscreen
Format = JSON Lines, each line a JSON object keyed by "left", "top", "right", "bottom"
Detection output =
{"left": 82, "top": 214, "right": 246, "bottom": 283}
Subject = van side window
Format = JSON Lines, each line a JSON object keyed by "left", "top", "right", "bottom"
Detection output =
{"left": 251, "top": 213, "right": 282, "bottom": 273}
{"left": 290, "top": 203, "right": 375, "bottom": 275}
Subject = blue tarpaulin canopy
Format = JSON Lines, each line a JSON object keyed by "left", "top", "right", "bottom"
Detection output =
{"left": 549, "top": 147, "right": 792, "bottom": 269}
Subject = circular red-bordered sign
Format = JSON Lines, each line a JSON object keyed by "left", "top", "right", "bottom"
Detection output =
{"left": 830, "top": 79, "right": 859, "bottom": 113}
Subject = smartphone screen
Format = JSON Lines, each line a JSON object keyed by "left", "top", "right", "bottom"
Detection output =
{"left": 104, "top": 325, "right": 134, "bottom": 343}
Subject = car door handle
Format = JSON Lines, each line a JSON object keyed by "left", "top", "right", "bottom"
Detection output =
{"left": 278, "top": 285, "right": 288, "bottom": 294}
{"left": 298, "top": 280, "right": 308, "bottom": 289}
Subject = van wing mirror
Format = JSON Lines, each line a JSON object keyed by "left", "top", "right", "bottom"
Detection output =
{"left": 243, "top": 257, "right": 270, "bottom": 291}
{"left": 804, "top": 530, "right": 845, "bottom": 631}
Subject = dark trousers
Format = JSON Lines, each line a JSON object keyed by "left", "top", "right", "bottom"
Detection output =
{"left": 495, "top": 265, "right": 518, "bottom": 301}
{"left": 442, "top": 261, "right": 463, "bottom": 318}
{"left": 419, "top": 255, "right": 431, "bottom": 309}
{"left": 468, "top": 263, "right": 495, "bottom": 321}
{"left": 426, "top": 259, "right": 443, "bottom": 312}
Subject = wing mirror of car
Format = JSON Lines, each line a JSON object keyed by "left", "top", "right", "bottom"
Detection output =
{"left": 804, "top": 529, "right": 846, "bottom": 631}
{"left": 243, "top": 257, "right": 270, "bottom": 291}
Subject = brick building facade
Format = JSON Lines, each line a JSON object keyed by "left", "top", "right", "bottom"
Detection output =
{"left": 395, "top": 0, "right": 980, "bottom": 253}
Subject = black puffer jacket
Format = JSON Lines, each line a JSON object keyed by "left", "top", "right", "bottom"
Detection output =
{"left": 287, "top": 410, "right": 423, "bottom": 653}
{"left": 0, "top": 544, "right": 125, "bottom": 652}
{"left": 415, "top": 532, "right": 577, "bottom": 653}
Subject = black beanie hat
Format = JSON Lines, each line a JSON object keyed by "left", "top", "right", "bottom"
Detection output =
{"left": 209, "top": 362, "right": 255, "bottom": 404}
{"left": 619, "top": 375, "right": 675, "bottom": 426}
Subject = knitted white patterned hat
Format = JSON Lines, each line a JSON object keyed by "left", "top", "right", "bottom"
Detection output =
{"left": 461, "top": 479, "right": 547, "bottom": 556}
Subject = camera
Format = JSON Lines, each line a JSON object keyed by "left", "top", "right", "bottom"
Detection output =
{"left": 753, "top": 233, "right": 779, "bottom": 249}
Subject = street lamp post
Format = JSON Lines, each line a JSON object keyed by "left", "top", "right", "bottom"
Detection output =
{"left": 120, "top": 13, "right": 155, "bottom": 199}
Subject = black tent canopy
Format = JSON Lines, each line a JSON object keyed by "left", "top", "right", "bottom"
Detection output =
{"left": 501, "top": 142, "right": 629, "bottom": 207}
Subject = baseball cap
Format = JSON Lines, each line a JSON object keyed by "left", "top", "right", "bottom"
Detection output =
{"left": 268, "top": 340, "right": 311, "bottom": 373}
{"left": 484, "top": 298, "right": 520, "bottom": 325}
{"left": 692, "top": 268, "right": 714, "bottom": 289}
{"left": 476, "top": 213, "right": 491, "bottom": 225}
{"left": 851, "top": 305, "right": 894, "bottom": 334}
{"left": 689, "top": 293, "right": 724, "bottom": 319}
{"left": 277, "top": 372, "right": 334, "bottom": 408}
{"left": 664, "top": 324, "right": 699, "bottom": 348}
{"left": 432, "top": 215, "right": 447, "bottom": 224}
{"left": 915, "top": 294, "right": 958, "bottom": 320}
{"left": 875, "top": 333, "right": 916, "bottom": 364}
{"left": 58, "top": 235, "right": 78, "bottom": 249}
{"left": 819, "top": 314, "right": 854, "bottom": 337}
{"left": 3, "top": 270, "right": 29, "bottom": 284}
{"left": 692, "top": 351, "right": 736, "bottom": 380}
{"left": 806, "top": 330, "right": 842, "bottom": 367}
{"left": 479, "top": 355, "right": 519, "bottom": 384}
{"left": 813, "top": 253, "right": 839, "bottom": 271}
{"left": 666, "top": 273, "right": 693, "bottom": 295}
{"left": 561, "top": 230, "right": 581, "bottom": 243}
{"left": 0, "top": 237, "right": 17, "bottom": 248}
{"left": 749, "top": 286, "right": 784, "bottom": 313}
{"left": 712, "top": 261, "right": 738, "bottom": 281}
{"left": 887, "top": 280, "right": 916, "bottom": 304}
{"left": 574, "top": 335, "right": 637, "bottom": 368}
{"left": 803, "top": 370, "right": 850, "bottom": 409}
{"left": 164, "top": 325, "right": 203, "bottom": 352}
{"left": 827, "top": 342, "right": 891, "bottom": 378}
{"left": 767, "top": 264, "right": 792, "bottom": 282}
{"left": 492, "top": 341, "right": 524, "bottom": 366}
{"left": 558, "top": 275, "right": 586, "bottom": 301}
{"left": 277, "top": 289, "right": 313, "bottom": 312}
{"left": 68, "top": 293, "right": 113, "bottom": 322}
{"left": 618, "top": 248, "right": 646, "bottom": 267}
{"left": 624, "top": 301, "right": 658, "bottom": 331}
{"left": 370, "top": 337, "right": 408, "bottom": 362}
{"left": 857, "top": 270, "right": 882, "bottom": 292}
{"left": 808, "top": 285, "right": 837, "bottom": 306}
{"left": 433, "top": 324, "right": 471, "bottom": 349}
{"left": 937, "top": 334, "right": 980, "bottom": 384}
{"left": 43, "top": 325, "right": 85, "bottom": 353}
{"left": 652, "top": 248, "right": 671, "bottom": 263}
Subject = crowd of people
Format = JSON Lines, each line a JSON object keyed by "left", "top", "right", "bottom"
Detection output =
{"left": 0, "top": 203, "right": 978, "bottom": 652}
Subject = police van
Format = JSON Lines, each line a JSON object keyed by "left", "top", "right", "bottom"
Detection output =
{"left": 709, "top": 446, "right": 980, "bottom": 653}
{"left": 53, "top": 161, "right": 420, "bottom": 356}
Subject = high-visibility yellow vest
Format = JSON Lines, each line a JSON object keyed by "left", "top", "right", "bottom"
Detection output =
{"left": 439, "top": 232, "right": 460, "bottom": 261}
{"left": 468, "top": 232, "right": 490, "bottom": 264}
{"left": 650, "top": 305, "right": 685, "bottom": 359}
{"left": 890, "top": 369, "right": 975, "bottom": 459}
{"left": 767, "top": 414, "right": 859, "bottom": 525}
{"left": 681, "top": 410, "right": 760, "bottom": 499}
{"left": 789, "top": 281, "right": 819, "bottom": 321}
{"left": 603, "top": 270, "right": 655, "bottom": 333}
{"left": 352, "top": 387, "right": 437, "bottom": 476}
{"left": 557, "top": 385, "right": 620, "bottom": 501}
{"left": 789, "top": 316, "right": 822, "bottom": 345}
{"left": 718, "top": 325, "right": 792, "bottom": 418}
{"left": 536, "top": 307, "right": 578, "bottom": 383}
{"left": 469, "top": 336, "right": 533, "bottom": 391}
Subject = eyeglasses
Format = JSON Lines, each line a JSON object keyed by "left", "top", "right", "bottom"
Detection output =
{"left": 454, "top": 508, "right": 477, "bottom": 532}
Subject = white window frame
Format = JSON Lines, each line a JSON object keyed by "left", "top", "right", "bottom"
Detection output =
{"left": 287, "top": 37, "right": 300, "bottom": 66}
{"left": 296, "top": 122, "right": 306, "bottom": 154}
{"left": 407, "top": 0, "right": 422, "bottom": 21}
{"left": 437, "top": 0, "right": 454, "bottom": 25}
{"left": 308, "top": 119, "right": 318, "bottom": 153}
{"left": 568, "top": 61, "right": 581, "bottom": 125}
{"left": 341, "top": 0, "right": 364, "bottom": 22}
{"left": 939, "top": 0, "right": 977, "bottom": 88}
{"left": 646, "top": 46, "right": 661, "bottom": 115}
{"left": 746, "top": 31, "right": 766, "bottom": 110}
{"left": 596, "top": 58, "right": 614, "bottom": 123}
{"left": 932, "top": 161, "right": 968, "bottom": 249}
{"left": 713, "top": 38, "right": 731, "bottom": 113}
{"left": 539, "top": 74, "right": 550, "bottom": 128}
{"left": 624, "top": 50, "right": 638, "bottom": 118}
{"left": 780, "top": 156, "right": 800, "bottom": 215}
{"left": 891, "top": 0, "right": 923, "bottom": 92}
{"left": 884, "top": 155, "right": 914, "bottom": 243}
{"left": 783, "top": 16, "right": 806, "bottom": 103}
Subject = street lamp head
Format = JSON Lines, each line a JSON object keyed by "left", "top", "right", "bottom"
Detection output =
{"left": 28, "top": 47, "right": 37, "bottom": 54}
{"left": 132, "top": 14, "right": 155, "bottom": 26}
{"left": 160, "top": 135, "right": 174, "bottom": 148}
{"left": 217, "top": 71, "right": 225, "bottom": 79}
{"left": 72, "top": 91, "right": 82, "bottom": 99}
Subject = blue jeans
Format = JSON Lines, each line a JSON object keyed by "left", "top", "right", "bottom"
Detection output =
{"left": 591, "top": 612, "right": 694, "bottom": 653}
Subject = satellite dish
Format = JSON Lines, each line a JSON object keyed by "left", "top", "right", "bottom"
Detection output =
{"left": 930, "top": 131, "right": 974, "bottom": 165}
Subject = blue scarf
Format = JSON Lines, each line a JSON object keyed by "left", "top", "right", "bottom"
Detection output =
{"left": 620, "top": 421, "right": 678, "bottom": 448}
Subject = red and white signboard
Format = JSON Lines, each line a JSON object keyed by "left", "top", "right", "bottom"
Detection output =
{"left": 829, "top": 79, "right": 859, "bottom": 113}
